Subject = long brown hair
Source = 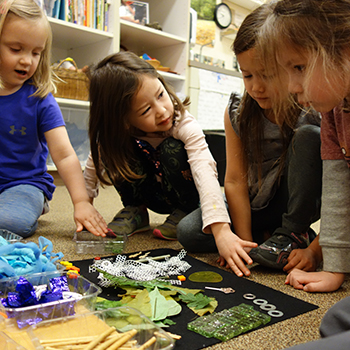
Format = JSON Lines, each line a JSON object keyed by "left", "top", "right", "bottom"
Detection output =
{"left": 88, "top": 51, "right": 189, "bottom": 187}
{"left": 232, "top": 3, "right": 300, "bottom": 186}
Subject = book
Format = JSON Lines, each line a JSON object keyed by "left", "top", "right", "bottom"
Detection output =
{"left": 52, "top": 0, "right": 61, "bottom": 18}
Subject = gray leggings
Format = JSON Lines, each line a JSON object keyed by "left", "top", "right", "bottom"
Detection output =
{"left": 177, "top": 124, "right": 322, "bottom": 251}
{"left": 286, "top": 296, "right": 350, "bottom": 350}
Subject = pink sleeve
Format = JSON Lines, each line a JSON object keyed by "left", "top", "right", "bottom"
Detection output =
{"left": 83, "top": 153, "right": 100, "bottom": 198}
{"left": 173, "top": 111, "right": 230, "bottom": 232}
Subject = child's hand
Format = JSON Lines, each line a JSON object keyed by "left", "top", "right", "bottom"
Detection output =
{"left": 283, "top": 235, "right": 322, "bottom": 273}
{"left": 74, "top": 201, "right": 108, "bottom": 237}
{"left": 283, "top": 247, "right": 320, "bottom": 273}
{"left": 213, "top": 223, "right": 258, "bottom": 277}
{"left": 285, "top": 269, "right": 345, "bottom": 292}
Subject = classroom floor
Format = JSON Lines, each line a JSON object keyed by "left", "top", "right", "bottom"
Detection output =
{"left": 31, "top": 172, "right": 350, "bottom": 350}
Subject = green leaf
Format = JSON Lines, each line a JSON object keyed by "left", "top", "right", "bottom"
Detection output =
{"left": 179, "top": 293, "right": 212, "bottom": 309}
{"left": 189, "top": 299, "right": 218, "bottom": 316}
{"left": 125, "top": 289, "right": 152, "bottom": 318}
{"left": 166, "top": 297, "right": 182, "bottom": 317}
{"left": 163, "top": 319, "right": 176, "bottom": 325}
{"left": 149, "top": 287, "right": 170, "bottom": 321}
{"left": 149, "top": 287, "right": 182, "bottom": 321}
{"left": 95, "top": 298, "right": 123, "bottom": 310}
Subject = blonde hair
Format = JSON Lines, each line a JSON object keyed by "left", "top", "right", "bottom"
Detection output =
{"left": 259, "top": 0, "right": 350, "bottom": 111}
{"left": 0, "top": 0, "right": 54, "bottom": 97}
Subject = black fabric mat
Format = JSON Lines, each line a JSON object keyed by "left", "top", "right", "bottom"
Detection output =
{"left": 72, "top": 248, "right": 318, "bottom": 349}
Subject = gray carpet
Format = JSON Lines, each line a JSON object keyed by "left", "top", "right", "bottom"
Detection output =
{"left": 31, "top": 172, "right": 350, "bottom": 350}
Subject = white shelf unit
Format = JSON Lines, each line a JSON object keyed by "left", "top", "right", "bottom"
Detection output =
{"left": 49, "top": 0, "right": 190, "bottom": 97}
{"left": 55, "top": 98, "right": 89, "bottom": 108}
{"left": 47, "top": 1, "right": 190, "bottom": 170}
{"left": 120, "top": 0, "right": 190, "bottom": 94}
{"left": 49, "top": 11, "right": 119, "bottom": 69}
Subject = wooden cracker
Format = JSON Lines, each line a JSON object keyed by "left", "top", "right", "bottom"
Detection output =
{"left": 138, "top": 336, "right": 156, "bottom": 350}
{"left": 103, "top": 329, "right": 137, "bottom": 350}
{"left": 40, "top": 336, "right": 95, "bottom": 346}
{"left": 94, "top": 334, "right": 124, "bottom": 350}
{"left": 83, "top": 327, "right": 116, "bottom": 350}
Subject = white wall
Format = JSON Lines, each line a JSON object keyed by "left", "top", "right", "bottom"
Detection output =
{"left": 190, "top": 1, "right": 256, "bottom": 72}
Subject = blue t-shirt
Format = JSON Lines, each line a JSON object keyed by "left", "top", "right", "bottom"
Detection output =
{"left": 0, "top": 81, "right": 65, "bottom": 200}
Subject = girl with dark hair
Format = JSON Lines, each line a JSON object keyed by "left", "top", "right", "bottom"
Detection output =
{"left": 84, "top": 51, "right": 231, "bottom": 241}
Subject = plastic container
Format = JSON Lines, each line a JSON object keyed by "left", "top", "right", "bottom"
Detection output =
{"left": 0, "top": 271, "right": 102, "bottom": 329}
{"left": 0, "top": 331, "right": 26, "bottom": 350}
{"left": 28, "top": 306, "right": 175, "bottom": 350}
{"left": 0, "top": 229, "right": 23, "bottom": 243}
{"left": 47, "top": 106, "right": 89, "bottom": 167}
{"left": 74, "top": 230, "right": 127, "bottom": 255}
{"left": 0, "top": 239, "right": 64, "bottom": 279}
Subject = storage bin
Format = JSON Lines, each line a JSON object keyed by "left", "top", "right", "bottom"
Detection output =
{"left": 47, "top": 106, "right": 90, "bottom": 167}
{"left": 74, "top": 230, "right": 127, "bottom": 255}
{"left": 0, "top": 230, "right": 23, "bottom": 243}
{"left": 27, "top": 306, "right": 175, "bottom": 350}
{"left": 52, "top": 59, "right": 89, "bottom": 101}
{"left": 0, "top": 331, "right": 26, "bottom": 350}
{"left": 0, "top": 271, "right": 101, "bottom": 329}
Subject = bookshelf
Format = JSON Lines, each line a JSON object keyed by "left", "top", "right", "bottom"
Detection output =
{"left": 47, "top": 0, "right": 191, "bottom": 169}
{"left": 119, "top": 0, "right": 190, "bottom": 94}
{"left": 49, "top": 0, "right": 190, "bottom": 94}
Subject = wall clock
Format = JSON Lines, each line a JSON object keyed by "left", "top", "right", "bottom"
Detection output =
{"left": 214, "top": 3, "right": 232, "bottom": 30}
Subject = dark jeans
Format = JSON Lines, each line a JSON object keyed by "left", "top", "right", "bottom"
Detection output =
{"left": 115, "top": 137, "right": 200, "bottom": 215}
{"left": 177, "top": 125, "right": 322, "bottom": 252}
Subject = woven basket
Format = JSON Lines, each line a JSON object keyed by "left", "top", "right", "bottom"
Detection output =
{"left": 52, "top": 59, "right": 89, "bottom": 101}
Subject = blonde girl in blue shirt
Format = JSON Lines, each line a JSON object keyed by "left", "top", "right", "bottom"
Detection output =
{"left": 0, "top": 0, "right": 107, "bottom": 237}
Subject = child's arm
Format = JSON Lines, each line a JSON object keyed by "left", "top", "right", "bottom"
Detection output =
{"left": 223, "top": 107, "right": 252, "bottom": 241}
{"left": 286, "top": 159, "right": 350, "bottom": 292}
{"left": 175, "top": 109, "right": 256, "bottom": 276}
{"left": 83, "top": 152, "right": 101, "bottom": 205}
{"left": 214, "top": 107, "right": 257, "bottom": 276}
{"left": 45, "top": 126, "right": 108, "bottom": 236}
{"left": 285, "top": 269, "right": 345, "bottom": 292}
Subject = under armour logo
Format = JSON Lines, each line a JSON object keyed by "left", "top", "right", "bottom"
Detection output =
{"left": 9, "top": 125, "right": 26, "bottom": 135}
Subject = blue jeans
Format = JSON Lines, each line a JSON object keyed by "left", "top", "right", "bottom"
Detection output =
{"left": 0, "top": 185, "right": 45, "bottom": 238}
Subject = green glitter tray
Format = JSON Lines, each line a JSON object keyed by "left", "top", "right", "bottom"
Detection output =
{"left": 188, "top": 303, "right": 271, "bottom": 342}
